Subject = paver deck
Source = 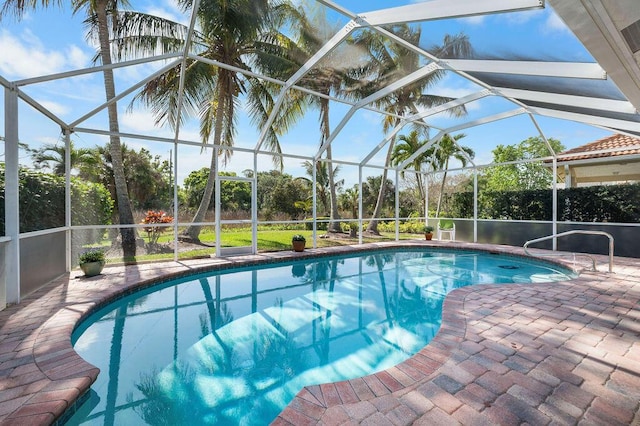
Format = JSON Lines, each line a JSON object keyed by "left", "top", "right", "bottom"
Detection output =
{"left": 0, "top": 241, "right": 638, "bottom": 425}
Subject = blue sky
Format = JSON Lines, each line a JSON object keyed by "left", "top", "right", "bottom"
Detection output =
{"left": 0, "top": 0, "right": 613, "bottom": 186}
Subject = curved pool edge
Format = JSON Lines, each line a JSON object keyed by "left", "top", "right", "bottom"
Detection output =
{"left": 0, "top": 241, "right": 623, "bottom": 425}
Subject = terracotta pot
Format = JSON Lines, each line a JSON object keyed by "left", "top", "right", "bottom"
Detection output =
{"left": 80, "top": 261, "right": 105, "bottom": 277}
{"left": 424, "top": 233, "right": 433, "bottom": 241}
{"left": 292, "top": 240, "right": 306, "bottom": 252}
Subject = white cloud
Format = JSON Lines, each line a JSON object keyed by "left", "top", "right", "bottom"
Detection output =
{"left": 543, "top": 12, "right": 570, "bottom": 34}
{"left": 0, "top": 29, "right": 66, "bottom": 78}
{"left": 457, "top": 15, "right": 486, "bottom": 25}
{"left": 38, "top": 100, "right": 71, "bottom": 117}
{"left": 144, "top": 0, "right": 190, "bottom": 26}
{"left": 499, "top": 8, "right": 544, "bottom": 26}
{"left": 0, "top": 29, "right": 93, "bottom": 80}
{"left": 67, "top": 44, "right": 92, "bottom": 69}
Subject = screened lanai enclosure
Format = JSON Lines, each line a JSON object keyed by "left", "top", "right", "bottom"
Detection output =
{"left": 1, "top": 0, "right": 640, "bottom": 308}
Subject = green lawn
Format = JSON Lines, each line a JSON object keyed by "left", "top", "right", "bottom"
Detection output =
{"left": 100, "top": 227, "right": 424, "bottom": 264}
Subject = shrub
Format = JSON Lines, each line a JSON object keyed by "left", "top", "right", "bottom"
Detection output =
{"left": 292, "top": 234, "right": 306, "bottom": 242}
{"left": 79, "top": 249, "right": 105, "bottom": 264}
{"left": 0, "top": 166, "right": 113, "bottom": 238}
{"left": 141, "top": 210, "right": 174, "bottom": 245}
{"left": 305, "top": 217, "right": 329, "bottom": 230}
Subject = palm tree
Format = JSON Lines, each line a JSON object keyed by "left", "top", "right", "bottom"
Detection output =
{"left": 390, "top": 129, "right": 433, "bottom": 216}
{"left": 1, "top": 0, "right": 139, "bottom": 256}
{"left": 268, "top": 5, "right": 360, "bottom": 233}
{"left": 302, "top": 159, "right": 343, "bottom": 216}
{"left": 78, "top": 0, "right": 140, "bottom": 256}
{"left": 352, "top": 26, "right": 472, "bottom": 234}
{"left": 29, "top": 141, "right": 99, "bottom": 176}
{"left": 121, "top": 0, "right": 301, "bottom": 243}
{"left": 431, "top": 133, "right": 474, "bottom": 218}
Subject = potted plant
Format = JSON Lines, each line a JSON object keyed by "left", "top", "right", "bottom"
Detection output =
{"left": 423, "top": 225, "right": 434, "bottom": 241}
{"left": 292, "top": 234, "right": 306, "bottom": 252}
{"left": 348, "top": 222, "right": 358, "bottom": 238}
{"left": 79, "top": 249, "right": 106, "bottom": 277}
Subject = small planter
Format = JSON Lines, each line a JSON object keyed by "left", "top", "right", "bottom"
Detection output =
{"left": 80, "top": 261, "right": 105, "bottom": 277}
{"left": 292, "top": 235, "right": 306, "bottom": 252}
{"left": 423, "top": 226, "right": 434, "bottom": 241}
{"left": 79, "top": 249, "right": 106, "bottom": 277}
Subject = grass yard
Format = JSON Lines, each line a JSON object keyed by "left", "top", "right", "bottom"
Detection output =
{"left": 98, "top": 226, "right": 425, "bottom": 265}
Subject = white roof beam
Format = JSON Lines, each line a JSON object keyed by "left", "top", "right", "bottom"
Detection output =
{"left": 13, "top": 53, "right": 183, "bottom": 87}
{"left": 356, "top": 62, "right": 442, "bottom": 109}
{"left": 530, "top": 107, "right": 640, "bottom": 133}
{"left": 173, "top": 0, "right": 202, "bottom": 143}
{"left": 316, "top": 62, "right": 441, "bottom": 161}
{"left": 69, "top": 59, "right": 181, "bottom": 129}
{"left": 359, "top": 0, "right": 544, "bottom": 26}
{"left": 358, "top": 121, "right": 409, "bottom": 167}
{"left": 443, "top": 59, "right": 606, "bottom": 79}
{"left": 444, "top": 108, "right": 527, "bottom": 134}
{"left": 405, "top": 90, "right": 491, "bottom": 123}
{"left": 358, "top": 91, "right": 489, "bottom": 167}
{"left": 495, "top": 87, "right": 637, "bottom": 114}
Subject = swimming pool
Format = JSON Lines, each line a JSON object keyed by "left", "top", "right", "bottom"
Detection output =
{"left": 66, "top": 248, "right": 575, "bottom": 425}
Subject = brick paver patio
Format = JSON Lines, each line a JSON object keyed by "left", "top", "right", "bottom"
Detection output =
{"left": 0, "top": 241, "right": 638, "bottom": 425}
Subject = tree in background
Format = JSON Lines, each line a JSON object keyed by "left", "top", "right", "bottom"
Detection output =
{"left": 1, "top": 0, "right": 139, "bottom": 257}
{"left": 183, "top": 170, "right": 251, "bottom": 214}
{"left": 351, "top": 26, "right": 472, "bottom": 234}
{"left": 391, "top": 129, "right": 433, "bottom": 216}
{"left": 269, "top": 3, "right": 367, "bottom": 232}
{"left": 120, "top": 0, "right": 302, "bottom": 243}
{"left": 431, "top": 133, "right": 474, "bottom": 218}
{"left": 29, "top": 141, "right": 99, "bottom": 177}
{"left": 254, "top": 171, "right": 310, "bottom": 220}
{"left": 339, "top": 186, "right": 359, "bottom": 219}
{"left": 361, "top": 175, "right": 395, "bottom": 218}
{"left": 301, "top": 160, "right": 343, "bottom": 216}
{"left": 91, "top": 144, "right": 173, "bottom": 213}
{"left": 482, "top": 136, "right": 564, "bottom": 191}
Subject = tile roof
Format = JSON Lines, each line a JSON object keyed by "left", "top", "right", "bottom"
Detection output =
{"left": 557, "top": 133, "right": 640, "bottom": 161}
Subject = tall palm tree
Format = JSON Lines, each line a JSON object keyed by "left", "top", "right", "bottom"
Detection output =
{"left": 431, "top": 133, "right": 474, "bottom": 218}
{"left": 1, "top": 0, "right": 139, "bottom": 256}
{"left": 390, "top": 129, "right": 433, "bottom": 215}
{"left": 120, "top": 0, "right": 302, "bottom": 243}
{"left": 79, "top": 0, "right": 140, "bottom": 256}
{"left": 352, "top": 26, "right": 472, "bottom": 234}
{"left": 267, "top": 5, "right": 361, "bottom": 233}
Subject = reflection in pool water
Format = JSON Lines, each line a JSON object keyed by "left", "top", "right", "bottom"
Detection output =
{"left": 67, "top": 249, "right": 574, "bottom": 425}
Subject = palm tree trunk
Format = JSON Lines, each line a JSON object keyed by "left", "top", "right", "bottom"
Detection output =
{"left": 326, "top": 145, "right": 342, "bottom": 233}
{"left": 181, "top": 84, "right": 225, "bottom": 242}
{"left": 366, "top": 136, "right": 396, "bottom": 235}
{"left": 96, "top": 0, "right": 137, "bottom": 257}
{"left": 416, "top": 173, "right": 425, "bottom": 215}
{"left": 435, "top": 164, "right": 449, "bottom": 218}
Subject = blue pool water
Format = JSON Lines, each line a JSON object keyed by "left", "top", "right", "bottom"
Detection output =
{"left": 66, "top": 249, "right": 574, "bottom": 425}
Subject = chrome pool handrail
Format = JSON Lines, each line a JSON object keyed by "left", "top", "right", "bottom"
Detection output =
{"left": 523, "top": 230, "right": 614, "bottom": 273}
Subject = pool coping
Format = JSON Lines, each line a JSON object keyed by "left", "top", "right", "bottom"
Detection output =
{"left": 0, "top": 240, "right": 638, "bottom": 425}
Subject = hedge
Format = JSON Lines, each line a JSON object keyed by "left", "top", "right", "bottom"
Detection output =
{"left": 0, "top": 167, "right": 113, "bottom": 236}
{"left": 448, "top": 183, "right": 640, "bottom": 222}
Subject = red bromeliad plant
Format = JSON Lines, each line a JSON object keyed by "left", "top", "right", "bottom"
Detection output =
{"left": 141, "top": 210, "right": 174, "bottom": 245}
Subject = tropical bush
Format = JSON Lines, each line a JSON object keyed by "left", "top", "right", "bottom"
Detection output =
{"left": 141, "top": 210, "right": 174, "bottom": 245}
{"left": 0, "top": 166, "right": 113, "bottom": 237}
{"left": 449, "top": 183, "right": 640, "bottom": 222}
